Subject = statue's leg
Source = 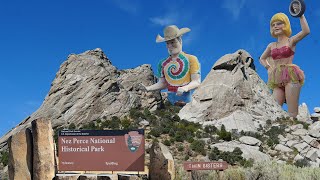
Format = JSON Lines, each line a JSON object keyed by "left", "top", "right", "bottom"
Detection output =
{"left": 285, "top": 82, "right": 301, "bottom": 118}
{"left": 272, "top": 86, "right": 286, "bottom": 106}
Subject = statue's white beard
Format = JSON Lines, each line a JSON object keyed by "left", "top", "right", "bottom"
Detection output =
{"left": 168, "top": 47, "right": 182, "bottom": 56}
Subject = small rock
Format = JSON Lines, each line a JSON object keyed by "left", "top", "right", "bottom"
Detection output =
{"left": 139, "top": 120, "right": 150, "bottom": 127}
{"left": 309, "top": 130, "right": 320, "bottom": 138}
{"left": 311, "top": 113, "right": 320, "bottom": 121}
{"left": 314, "top": 107, "right": 320, "bottom": 113}
{"left": 292, "top": 129, "right": 308, "bottom": 136}
{"left": 239, "top": 136, "right": 262, "bottom": 146}
{"left": 275, "top": 144, "right": 293, "bottom": 153}
{"left": 286, "top": 140, "right": 299, "bottom": 148}
{"left": 301, "top": 135, "right": 315, "bottom": 144}
{"left": 294, "top": 154, "right": 304, "bottom": 162}
{"left": 306, "top": 148, "right": 319, "bottom": 162}
{"left": 291, "top": 124, "right": 303, "bottom": 131}
{"left": 310, "top": 140, "right": 320, "bottom": 148}
{"left": 285, "top": 128, "right": 291, "bottom": 133}
{"left": 277, "top": 160, "right": 286, "bottom": 164}
{"left": 278, "top": 135, "right": 288, "bottom": 143}
{"left": 309, "top": 121, "right": 320, "bottom": 131}
{"left": 294, "top": 142, "right": 309, "bottom": 152}
{"left": 285, "top": 133, "right": 296, "bottom": 141}
{"left": 267, "top": 150, "right": 278, "bottom": 157}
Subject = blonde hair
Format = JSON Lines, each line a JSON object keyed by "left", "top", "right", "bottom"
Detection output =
{"left": 270, "top": 13, "right": 292, "bottom": 38}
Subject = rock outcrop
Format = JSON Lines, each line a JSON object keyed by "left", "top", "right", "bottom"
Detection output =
{"left": 32, "top": 118, "right": 55, "bottom": 180}
{"left": 149, "top": 142, "right": 175, "bottom": 180}
{"left": 179, "top": 50, "right": 287, "bottom": 132}
{"left": 297, "top": 103, "right": 311, "bottom": 122}
{"left": 8, "top": 129, "right": 33, "bottom": 180}
{"left": 311, "top": 107, "right": 320, "bottom": 121}
{"left": 0, "top": 48, "right": 161, "bottom": 150}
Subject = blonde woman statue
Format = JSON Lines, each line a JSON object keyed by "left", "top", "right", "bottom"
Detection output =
{"left": 259, "top": 6, "right": 310, "bottom": 118}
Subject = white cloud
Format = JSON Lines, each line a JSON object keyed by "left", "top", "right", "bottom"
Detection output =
{"left": 149, "top": 16, "right": 176, "bottom": 26}
{"left": 149, "top": 11, "right": 181, "bottom": 26}
{"left": 110, "top": 0, "right": 141, "bottom": 15}
{"left": 222, "top": 0, "right": 247, "bottom": 20}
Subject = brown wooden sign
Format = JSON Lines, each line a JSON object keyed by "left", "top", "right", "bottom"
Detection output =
{"left": 58, "top": 129, "right": 144, "bottom": 171}
{"left": 183, "top": 161, "right": 228, "bottom": 171}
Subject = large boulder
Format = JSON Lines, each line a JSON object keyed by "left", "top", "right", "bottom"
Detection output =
{"left": 179, "top": 50, "right": 287, "bottom": 132}
{"left": 32, "top": 118, "right": 55, "bottom": 180}
{"left": 211, "top": 141, "right": 270, "bottom": 162}
{"left": 8, "top": 129, "right": 33, "bottom": 180}
{"left": 149, "top": 142, "right": 175, "bottom": 180}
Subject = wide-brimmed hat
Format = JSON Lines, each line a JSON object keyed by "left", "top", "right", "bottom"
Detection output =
{"left": 156, "top": 25, "right": 191, "bottom": 43}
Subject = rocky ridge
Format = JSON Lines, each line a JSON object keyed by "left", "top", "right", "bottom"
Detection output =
{"left": 0, "top": 48, "right": 162, "bottom": 151}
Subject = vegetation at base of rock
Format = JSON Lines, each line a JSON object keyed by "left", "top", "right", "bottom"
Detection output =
{"left": 0, "top": 150, "right": 9, "bottom": 166}
{"left": 239, "top": 131, "right": 265, "bottom": 142}
{"left": 68, "top": 123, "right": 76, "bottom": 129}
{"left": 208, "top": 147, "right": 253, "bottom": 167}
{"left": 175, "top": 161, "right": 320, "bottom": 180}
{"left": 217, "top": 125, "right": 232, "bottom": 141}
{"left": 294, "top": 158, "right": 311, "bottom": 168}
{"left": 275, "top": 116, "right": 310, "bottom": 130}
{"left": 190, "top": 140, "right": 206, "bottom": 156}
{"left": 265, "top": 126, "right": 286, "bottom": 148}
{"left": 163, "top": 139, "right": 171, "bottom": 146}
{"left": 48, "top": 102, "right": 318, "bottom": 171}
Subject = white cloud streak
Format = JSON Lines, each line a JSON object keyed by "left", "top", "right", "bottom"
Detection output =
{"left": 222, "top": 0, "right": 247, "bottom": 20}
{"left": 110, "top": 0, "right": 141, "bottom": 15}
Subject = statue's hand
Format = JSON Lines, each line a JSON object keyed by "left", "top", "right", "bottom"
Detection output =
{"left": 176, "top": 86, "right": 188, "bottom": 96}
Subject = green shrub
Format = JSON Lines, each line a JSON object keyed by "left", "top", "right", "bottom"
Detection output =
{"left": 218, "top": 125, "right": 232, "bottom": 141}
{"left": 294, "top": 158, "right": 310, "bottom": 168}
{"left": 108, "top": 116, "right": 121, "bottom": 129}
{"left": 191, "top": 140, "right": 206, "bottom": 155}
{"left": 68, "top": 123, "right": 76, "bottom": 129}
{"left": 169, "top": 128, "right": 175, "bottom": 137}
{"left": 196, "top": 131, "right": 202, "bottom": 138}
{"left": 240, "top": 158, "right": 254, "bottom": 168}
{"left": 143, "top": 108, "right": 151, "bottom": 117}
{"left": 0, "top": 150, "right": 9, "bottom": 166}
{"left": 129, "top": 108, "right": 145, "bottom": 119}
{"left": 149, "top": 128, "right": 161, "bottom": 137}
{"left": 121, "top": 117, "right": 131, "bottom": 129}
{"left": 187, "top": 137, "right": 194, "bottom": 143}
{"left": 81, "top": 121, "right": 97, "bottom": 130}
{"left": 184, "top": 154, "right": 189, "bottom": 161}
{"left": 204, "top": 125, "right": 218, "bottom": 134}
{"left": 178, "top": 144, "right": 184, "bottom": 152}
{"left": 209, "top": 147, "right": 245, "bottom": 165}
{"left": 163, "top": 139, "right": 171, "bottom": 146}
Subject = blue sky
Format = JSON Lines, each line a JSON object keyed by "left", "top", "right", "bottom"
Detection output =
{"left": 1, "top": 0, "right": 319, "bottom": 137}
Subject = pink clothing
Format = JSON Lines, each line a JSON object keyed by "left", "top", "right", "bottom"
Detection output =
{"left": 271, "top": 46, "right": 295, "bottom": 60}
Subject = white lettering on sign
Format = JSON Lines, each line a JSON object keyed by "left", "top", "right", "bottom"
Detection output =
{"left": 73, "top": 138, "right": 89, "bottom": 144}
{"left": 61, "top": 138, "right": 72, "bottom": 144}
{"left": 202, "top": 162, "right": 223, "bottom": 169}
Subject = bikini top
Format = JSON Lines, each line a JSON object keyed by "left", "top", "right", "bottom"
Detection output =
{"left": 271, "top": 46, "right": 295, "bottom": 60}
